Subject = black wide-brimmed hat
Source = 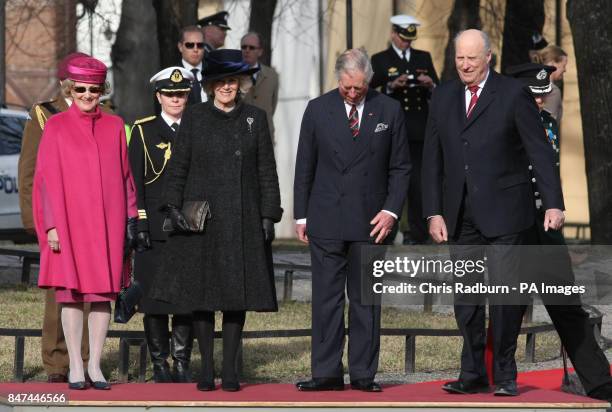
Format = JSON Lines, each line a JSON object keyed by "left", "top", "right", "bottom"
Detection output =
{"left": 202, "top": 49, "right": 259, "bottom": 83}
{"left": 506, "top": 63, "right": 555, "bottom": 95}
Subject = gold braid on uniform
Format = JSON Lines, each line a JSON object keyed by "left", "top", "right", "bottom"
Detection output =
{"left": 34, "top": 105, "right": 48, "bottom": 130}
{"left": 132, "top": 117, "right": 172, "bottom": 185}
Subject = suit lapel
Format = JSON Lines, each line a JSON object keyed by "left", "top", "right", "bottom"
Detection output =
{"left": 462, "top": 71, "right": 498, "bottom": 132}
{"left": 327, "top": 90, "right": 353, "bottom": 168}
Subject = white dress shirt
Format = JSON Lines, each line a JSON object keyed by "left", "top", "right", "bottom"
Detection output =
{"left": 160, "top": 111, "right": 181, "bottom": 128}
{"left": 463, "top": 70, "right": 490, "bottom": 114}
{"left": 181, "top": 59, "right": 208, "bottom": 103}
{"left": 391, "top": 43, "right": 411, "bottom": 62}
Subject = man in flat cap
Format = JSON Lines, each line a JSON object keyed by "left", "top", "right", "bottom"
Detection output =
{"left": 198, "top": 11, "right": 230, "bottom": 53}
{"left": 371, "top": 15, "right": 439, "bottom": 246}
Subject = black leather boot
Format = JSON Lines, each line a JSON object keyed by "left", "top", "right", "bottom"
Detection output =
{"left": 171, "top": 314, "right": 194, "bottom": 383}
{"left": 193, "top": 311, "right": 215, "bottom": 391}
{"left": 221, "top": 311, "right": 245, "bottom": 391}
{"left": 143, "top": 314, "right": 173, "bottom": 383}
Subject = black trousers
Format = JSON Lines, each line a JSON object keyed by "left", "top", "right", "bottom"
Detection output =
{"left": 308, "top": 236, "right": 381, "bottom": 381}
{"left": 406, "top": 141, "right": 428, "bottom": 243}
{"left": 450, "top": 192, "right": 525, "bottom": 384}
{"left": 527, "top": 214, "right": 612, "bottom": 394}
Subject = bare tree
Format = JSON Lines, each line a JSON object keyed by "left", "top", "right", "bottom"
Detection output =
{"left": 152, "top": 0, "right": 198, "bottom": 69}
{"left": 248, "top": 0, "right": 277, "bottom": 66}
{"left": 500, "top": 0, "right": 545, "bottom": 73}
{"left": 441, "top": 0, "right": 481, "bottom": 81}
{"left": 566, "top": 0, "right": 612, "bottom": 243}
{"left": 111, "top": 0, "right": 159, "bottom": 124}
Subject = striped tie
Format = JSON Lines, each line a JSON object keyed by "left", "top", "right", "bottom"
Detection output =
{"left": 348, "top": 104, "right": 359, "bottom": 139}
{"left": 466, "top": 85, "right": 479, "bottom": 117}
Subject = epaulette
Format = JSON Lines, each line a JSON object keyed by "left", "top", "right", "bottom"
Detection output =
{"left": 33, "top": 99, "right": 59, "bottom": 130}
{"left": 134, "top": 115, "right": 156, "bottom": 125}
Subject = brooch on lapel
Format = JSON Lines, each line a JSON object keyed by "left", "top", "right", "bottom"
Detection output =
{"left": 246, "top": 117, "right": 254, "bottom": 132}
{"left": 374, "top": 123, "right": 389, "bottom": 133}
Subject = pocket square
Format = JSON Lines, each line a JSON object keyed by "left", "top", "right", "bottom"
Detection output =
{"left": 375, "top": 123, "right": 389, "bottom": 133}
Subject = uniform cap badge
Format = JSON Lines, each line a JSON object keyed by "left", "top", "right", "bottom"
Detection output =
{"left": 170, "top": 69, "right": 184, "bottom": 83}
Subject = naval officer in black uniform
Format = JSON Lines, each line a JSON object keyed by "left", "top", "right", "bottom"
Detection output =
{"left": 129, "top": 66, "right": 195, "bottom": 383}
{"left": 371, "top": 15, "right": 439, "bottom": 244}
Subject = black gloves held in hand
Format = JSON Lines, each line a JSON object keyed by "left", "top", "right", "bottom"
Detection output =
{"left": 125, "top": 217, "right": 138, "bottom": 258}
{"left": 136, "top": 231, "right": 152, "bottom": 252}
{"left": 166, "top": 204, "right": 190, "bottom": 232}
{"left": 262, "top": 218, "right": 275, "bottom": 243}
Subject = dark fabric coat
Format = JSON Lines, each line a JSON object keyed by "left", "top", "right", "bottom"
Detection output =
{"left": 151, "top": 101, "right": 282, "bottom": 312}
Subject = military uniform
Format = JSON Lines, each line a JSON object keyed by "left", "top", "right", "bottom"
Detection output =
{"left": 18, "top": 93, "right": 90, "bottom": 380}
{"left": 371, "top": 39, "right": 439, "bottom": 244}
{"left": 128, "top": 66, "right": 194, "bottom": 383}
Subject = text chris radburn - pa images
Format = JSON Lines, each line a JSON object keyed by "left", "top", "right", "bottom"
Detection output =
{"left": 370, "top": 257, "right": 585, "bottom": 296}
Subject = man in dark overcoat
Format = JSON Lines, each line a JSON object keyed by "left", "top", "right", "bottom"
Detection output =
{"left": 294, "top": 48, "right": 410, "bottom": 392}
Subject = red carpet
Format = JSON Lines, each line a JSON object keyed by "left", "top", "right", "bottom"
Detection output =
{"left": 0, "top": 367, "right": 609, "bottom": 407}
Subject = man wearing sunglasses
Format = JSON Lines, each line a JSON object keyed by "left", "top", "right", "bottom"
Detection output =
{"left": 241, "top": 32, "right": 279, "bottom": 144}
{"left": 177, "top": 25, "right": 207, "bottom": 104}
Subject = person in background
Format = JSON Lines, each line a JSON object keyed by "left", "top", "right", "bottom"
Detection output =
{"left": 241, "top": 31, "right": 279, "bottom": 144}
{"left": 129, "top": 67, "right": 195, "bottom": 383}
{"left": 151, "top": 49, "right": 282, "bottom": 392}
{"left": 370, "top": 15, "right": 439, "bottom": 245}
{"left": 531, "top": 44, "right": 568, "bottom": 123}
{"left": 507, "top": 62, "right": 612, "bottom": 403}
{"left": 33, "top": 56, "right": 138, "bottom": 390}
{"left": 19, "top": 51, "right": 91, "bottom": 384}
{"left": 177, "top": 25, "right": 207, "bottom": 105}
{"left": 198, "top": 11, "right": 231, "bottom": 53}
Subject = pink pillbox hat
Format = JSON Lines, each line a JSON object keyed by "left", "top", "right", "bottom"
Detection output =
{"left": 67, "top": 56, "right": 107, "bottom": 84}
{"left": 57, "top": 52, "right": 89, "bottom": 81}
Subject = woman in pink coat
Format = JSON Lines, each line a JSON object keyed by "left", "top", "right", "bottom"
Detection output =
{"left": 33, "top": 56, "right": 138, "bottom": 390}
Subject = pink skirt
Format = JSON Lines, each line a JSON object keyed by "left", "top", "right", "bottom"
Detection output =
{"left": 54, "top": 288, "right": 117, "bottom": 303}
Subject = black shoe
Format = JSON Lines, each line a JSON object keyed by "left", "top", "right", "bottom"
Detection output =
{"left": 588, "top": 383, "right": 612, "bottom": 402}
{"left": 68, "top": 381, "right": 88, "bottom": 390}
{"left": 296, "top": 378, "right": 345, "bottom": 391}
{"left": 351, "top": 379, "right": 382, "bottom": 392}
{"left": 153, "top": 364, "right": 174, "bottom": 383}
{"left": 92, "top": 381, "right": 111, "bottom": 390}
{"left": 442, "top": 380, "right": 490, "bottom": 394}
{"left": 222, "top": 380, "right": 240, "bottom": 392}
{"left": 48, "top": 373, "right": 68, "bottom": 383}
{"left": 173, "top": 362, "right": 192, "bottom": 383}
{"left": 494, "top": 380, "right": 518, "bottom": 396}
{"left": 197, "top": 380, "right": 216, "bottom": 391}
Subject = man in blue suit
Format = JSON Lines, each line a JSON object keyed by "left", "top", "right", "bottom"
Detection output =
{"left": 294, "top": 48, "right": 410, "bottom": 392}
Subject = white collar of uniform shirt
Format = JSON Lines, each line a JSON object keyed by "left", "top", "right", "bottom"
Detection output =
{"left": 463, "top": 69, "right": 490, "bottom": 113}
{"left": 392, "top": 43, "right": 411, "bottom": 62}
{"left": 181, "top": 59, "right": 203, "bottom": 79}
{"left": 161, "top": 111, "right": 181, "bottom": 128}
{"left": 343, "top": 98, "right": 365, "bottom": 128}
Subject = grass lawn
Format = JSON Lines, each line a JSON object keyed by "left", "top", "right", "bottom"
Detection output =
{"left": 0, "top": 284, "right": 561, "bottom": 382}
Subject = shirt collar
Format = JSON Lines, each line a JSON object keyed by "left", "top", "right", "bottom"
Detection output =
{"left": 391, "top": 43, "right": 410, "bottom": 59}
{"left": 344, "top": 97, "right": 365, "bottom": 109}
{"left": 182, "top": 59, "right": 203, "bottom": 72}
{"left": 160, "top": 111, "right": 180, "bottom": 127}
{"left": 465, "top": 69, "right": 490, "bottom": 91}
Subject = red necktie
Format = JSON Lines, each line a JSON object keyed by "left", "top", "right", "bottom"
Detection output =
{"left": 348, "top": 104, "right": 359, "bottom": 139}
{"left": 466, "top": 85, "right": 479, "bottom": 117}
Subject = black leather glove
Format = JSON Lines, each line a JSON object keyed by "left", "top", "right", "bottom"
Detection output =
{"left": 125, "top": 217, "right": 138, "bottom": 258}
{"left": 136, "top": 231, "right": 152, "bottom": 252}
{"left": 166, "top": 204, "right": 190, "bottom": 232}
{"left": 262, "top": 218, "right": 275, "bottom": 243}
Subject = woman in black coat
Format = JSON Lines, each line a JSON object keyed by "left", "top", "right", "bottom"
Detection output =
{"left": 152, "top": 49, "right": 282, "bottom": 392}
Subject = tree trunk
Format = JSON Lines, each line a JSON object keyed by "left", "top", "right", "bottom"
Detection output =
{"left": 152, "top": 0, "right": 198, "bottom": 69}
{"left": 441, "top": 0, "right": 481, "bottom": 81}
{"left": 248, "top": 0, "right": 277, "bottom": 66}
{"left": 500, "top": 0, "right": 544, "bottom": 73}
{"left": 111, "top": 0, "right": 160, "bottom": 124}
{"left": 567, "top": 0, "right": 612, "bottom": 243}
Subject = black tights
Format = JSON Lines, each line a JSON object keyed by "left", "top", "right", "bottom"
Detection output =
{"left": 192, "top": 311, "right": 245, "bottom": 383}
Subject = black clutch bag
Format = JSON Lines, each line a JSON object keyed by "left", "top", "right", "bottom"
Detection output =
{"left": 114, "top": 253, "right": 143, "bottom": 324}
{"left": 162, "top": 200, "right": 212, "bottom": 232}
